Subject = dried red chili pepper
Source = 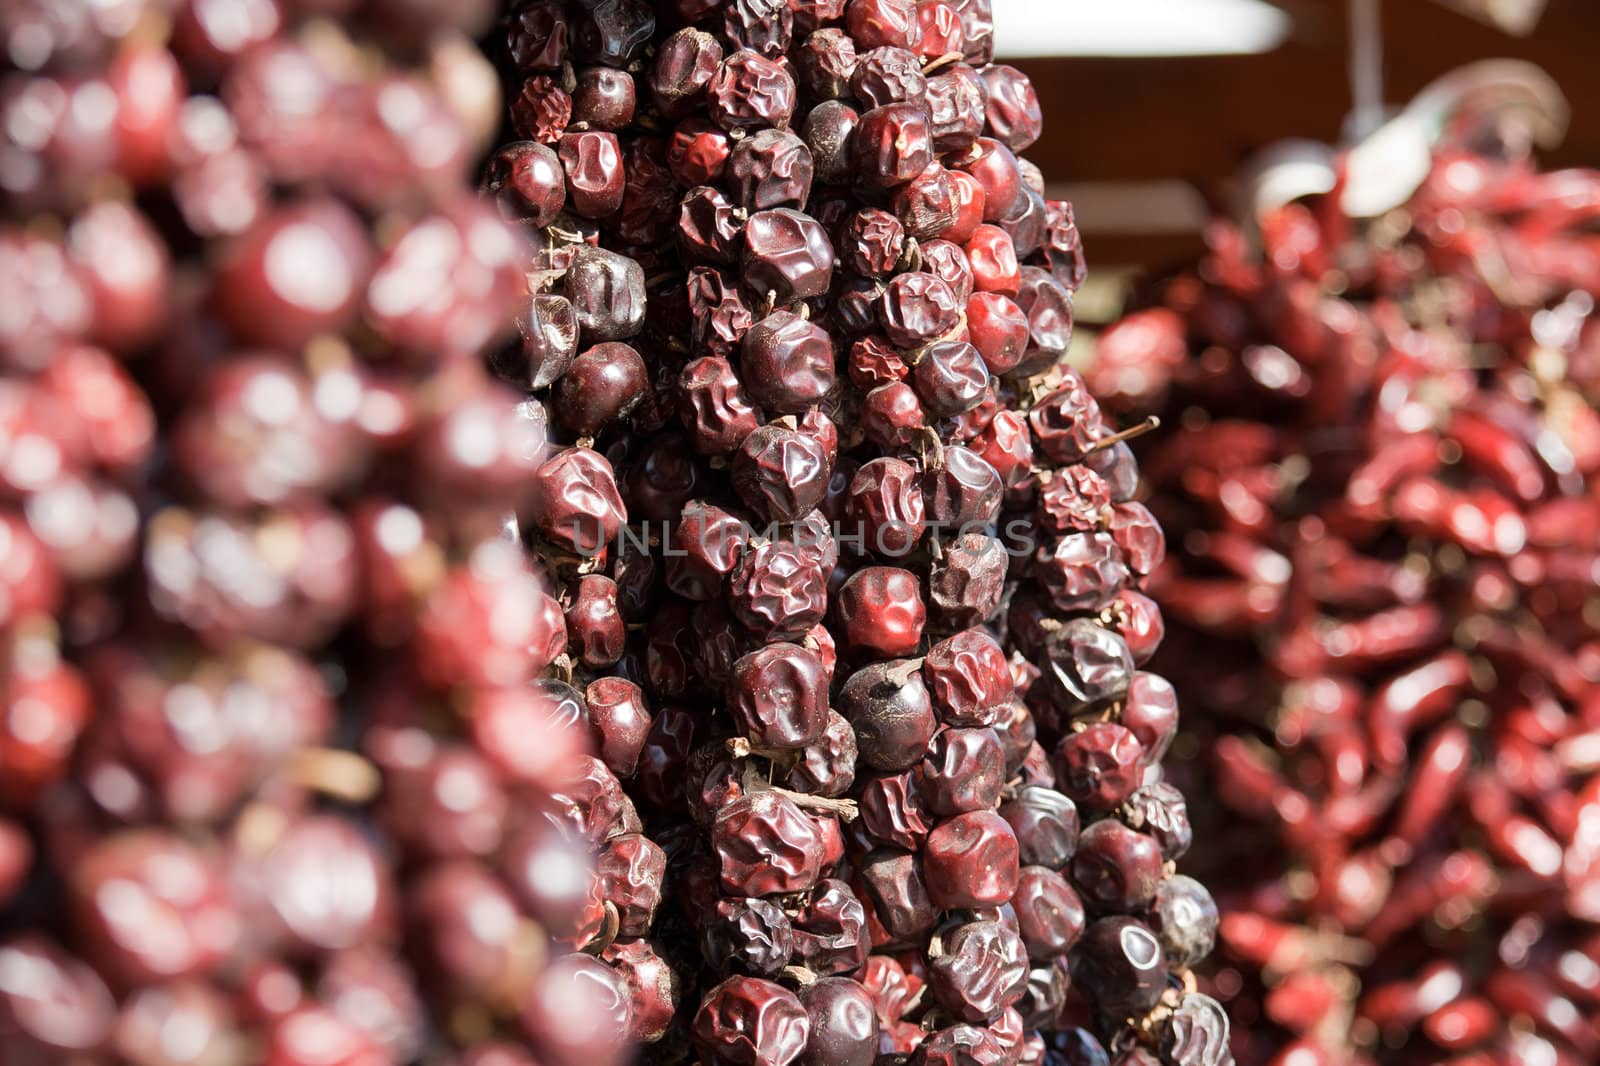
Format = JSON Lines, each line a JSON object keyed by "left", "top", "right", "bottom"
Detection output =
{"left": 1366, "top": 652, "right": 1472, "bottom": 769}
{"left": 1386, "top": 723, "right": 1473, "bottom": 851}
{"left": 1100, "top": 78, "right": 1600, "bottom": 1064}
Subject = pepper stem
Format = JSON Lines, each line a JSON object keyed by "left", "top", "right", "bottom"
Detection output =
{"left": 581, "top": 901, "right": 621, "bottom": 957}
{"left": 1088, "top": 416, "right": 1162, "bottom": 454}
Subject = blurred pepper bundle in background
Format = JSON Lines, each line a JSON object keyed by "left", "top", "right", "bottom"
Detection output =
{"left": 0, "top": 1, "right": 621, "bottom": 1063}
{"left": 1087, "top": 64, "right": 1600, "bottom": 1066}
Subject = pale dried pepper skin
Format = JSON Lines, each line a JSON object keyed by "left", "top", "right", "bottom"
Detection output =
{"left": 1098, "top": 132, "right": 1600, "bottom": 1064}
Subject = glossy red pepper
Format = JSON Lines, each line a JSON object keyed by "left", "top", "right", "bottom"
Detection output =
{"left": 1390, "top": 479, "right": 1528, "bottom": 557}
{"left": 1192, "top": 531, "right": 1292, "bottom": 586}
{"left": 1539, "top": 550, "right": 1600, "bottom": 604}
{"left": 1449, "top": 408, "right": 1548, "bottom": 504}
{"left": 1318, "top": 604, "right": 1448, "bottom": 673}
{"left": 1344, "top": 435, "right": 1438, "bottom": 517}
{"left": 1359, "top": 960, "right": 1466, "bottom": 1028}
{"left": 1313, "top": 727, "right": 1369, "bottom": 797}
{"left": 1386, "top": 723, "right": 1473, "bottom": 852}
{"left": 1321, "top": 779, "right": 1401, "bottom": 841}
{"left": 1310, "top": 544, "right": 1427, "bottom": 612}
{"left": 1320, "top": 847, "right": 1391, "bottom": 929}
{"left": 1215, "top": 472, "right": 1282, "bottom": 536}
{"left": 1421, "top": 996, "right": 1499, "bottom": 1052}
{"left": 1276, "top": 676, "right": 1363, "bottom": 741}
{"left": 1547, "top": 931, "right": 1600, "bottom": 1005}
{"left": 1469, "top": 622, "right": 1591, "bottom": 703}
{"left": 1363, "top": 849, "right": 1494, "bottom": 947}
{"left": 1268, "top": 620, "right": 1331, "bottom": 681}
{"left": 1494, "top": 733, "right": 1566, "bottom": 806}
{"left": 1474, "top": 809, "right": 1563, "bottom": 881}
{"left": 1218, "top": 912, "right": 1370, "bottom": 974}
{"left": 1213, "top": 735, "right": 1293, "bottom": 819}
{"left": 1525, "top": 498, "right": 1600, "bottom": 549}
{"left": 1199, "top": 218, "right": 1265, "bottom": 298}
{"left": 1505, "top": 690, "right": 1573, "bottom": 748}
{"left": 1151, "top": 421, "right": 1281, "bottom": 478}
{"left": 1158, "top": 577, "right": 1281, "bottom": 635}
{"left": 1276, "top": 676, "right": 1364, "bottom": 742}
{"left": 1262, "top": 968, "right": 1339, "bottom": 1033}
{"left": 1264, "top": 278, "right": 1338, "bottom": 363}
{"left": 1484, "top": 167, "right": 1600, "bottom": 221}
{"left": 1536, "top": 787, "right": 1580, "bottom": 847}
{"left": 1260, "top": 202, "right": 1333, "bottom": 285}
{"left": 1367, "top": 650, "right": 1472, "bottom": 768}
{"left": 1483, "top": 969, "right": 1600, "bottom": 1058}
